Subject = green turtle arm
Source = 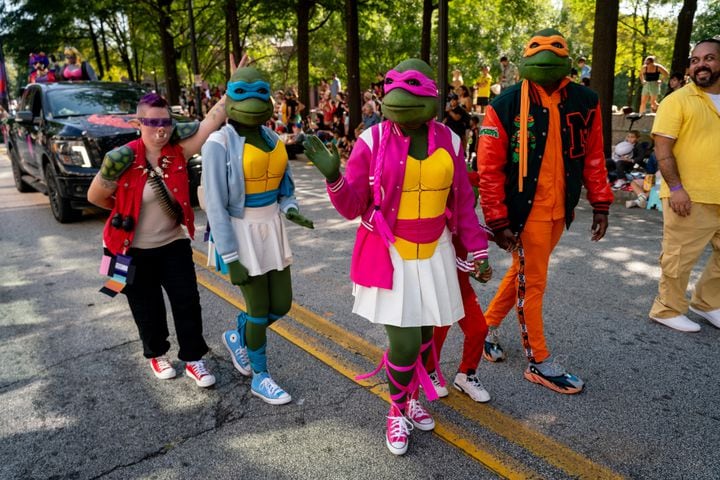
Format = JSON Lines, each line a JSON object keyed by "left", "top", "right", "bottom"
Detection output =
{"left": 171, "top": 120, "right": 201, "bottom": 143}
{"left": 285, "top": 207, "right": 315, "bottom": 229}
{"left": 99, "top": 145, "right": 135, "bottom": 181}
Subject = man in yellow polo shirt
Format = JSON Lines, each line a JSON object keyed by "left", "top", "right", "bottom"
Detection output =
{"left": 474, "top": 65, "right": 492, "bottom": 114}
{"left": 649, "top": 38, "right": 720, "bottom": 332}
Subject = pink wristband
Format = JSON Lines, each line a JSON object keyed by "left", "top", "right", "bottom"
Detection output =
{"left": 670, "top": 184, "right": 683, "bottom": 192}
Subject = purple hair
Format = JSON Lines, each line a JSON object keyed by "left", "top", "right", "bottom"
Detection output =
{"left": 137, "top": 93, "right": 168, "bottom": 110}
{"left": 30, "top": 54, "right": 49, "bottom": 67}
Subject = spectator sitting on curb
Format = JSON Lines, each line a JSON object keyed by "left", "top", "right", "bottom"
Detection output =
{"left": 610, "top": 130, "right": 640, "bottom": 189}
{"left": 625, "top": 154, "right": 659, "bottom": 209}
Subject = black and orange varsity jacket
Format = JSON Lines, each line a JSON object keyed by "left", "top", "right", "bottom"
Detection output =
{"left": 477, "top": 80, "right": 613, "bottom": 235}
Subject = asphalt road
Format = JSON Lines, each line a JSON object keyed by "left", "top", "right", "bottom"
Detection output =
{"left": 1, "top": 147, "right": 718, "bottom": 480}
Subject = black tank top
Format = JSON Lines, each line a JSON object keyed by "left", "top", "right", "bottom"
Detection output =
{"left": 644, "top": 69, "right": 660, "bottom": 82}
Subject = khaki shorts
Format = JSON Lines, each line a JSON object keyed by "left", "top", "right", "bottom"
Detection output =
{"left": 642, "top": 81, "right": 660, "bottom": 96}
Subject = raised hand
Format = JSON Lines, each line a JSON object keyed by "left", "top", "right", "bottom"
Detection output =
{"left": 302, "top": 135, "right": 340, "bottom": 183}
{"left": 285, "top": 207, "right": 314, "bottom": 229}
{"left": 227, "top": 260, "right": 250, "bottom": 286}
{"left": 230, "top": 52, "right": 250, "bottom": 72}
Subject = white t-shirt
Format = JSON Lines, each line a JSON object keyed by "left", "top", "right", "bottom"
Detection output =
{"left": 708, "top": 92, "right": 720, "bottom": 114}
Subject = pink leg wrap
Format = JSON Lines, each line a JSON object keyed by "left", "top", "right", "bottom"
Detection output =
{"left": 356, "top": 340, "right": 446, "bottom": 406}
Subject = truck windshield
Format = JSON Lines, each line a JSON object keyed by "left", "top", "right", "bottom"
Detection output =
{"left": 48, "top": 86, "right": 145, "bottom": 118}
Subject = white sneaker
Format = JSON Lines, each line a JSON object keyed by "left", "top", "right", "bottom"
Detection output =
{"left": 428, "top": 371, "right": 448, "bottom": 398}
{"left": 453, "top": 373, "right": 491, "bottom": 403}
{"left": 150, "top": 356, "right": 176, "bottom": 380}
{"left": 689, "top": 307, "right": 720, "bottom": 329}
{"left": 185, "top": 359, "right": 216, "bottom": 387}
{"left": 650, "top": 314, "right": 700, "bottom": 332}
{"left": 636, "top": 195, "right": 647, "bottom": 208}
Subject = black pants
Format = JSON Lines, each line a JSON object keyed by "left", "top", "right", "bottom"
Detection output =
{"left": 615, "top": 160, "right": 635, "bottom": 179}
{"left": 122, "top": 239, "right": 209, "bottom": 361}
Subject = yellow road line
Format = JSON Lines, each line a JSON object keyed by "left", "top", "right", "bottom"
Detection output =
{"left": 196, "top": 267, "right": 535, "bottom": 479}
{"left": 194, "top": 249, "right": 623, "bottom": 479}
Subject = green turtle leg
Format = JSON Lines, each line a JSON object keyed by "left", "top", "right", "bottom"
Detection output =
{"left": 239, "top": 267, "right": 292, "bottom": 350}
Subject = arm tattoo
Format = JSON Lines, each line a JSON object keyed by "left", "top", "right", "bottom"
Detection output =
{"left": 100, "top": 177, "right": 118, "bottom": 191}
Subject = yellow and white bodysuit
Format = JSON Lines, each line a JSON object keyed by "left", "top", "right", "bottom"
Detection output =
{"left": 353, "top": 148, "right": 464, "bottom": 326}
{"left": 228, "top": 141, "right": 293, "bottom": 276}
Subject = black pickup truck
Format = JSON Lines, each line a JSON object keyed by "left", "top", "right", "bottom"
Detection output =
{"left": 6, "top": 82, "right": 203, "bottom": 223}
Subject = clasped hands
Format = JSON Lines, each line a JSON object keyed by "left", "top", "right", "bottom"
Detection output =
{"left": 470, "top": 258, "right": 493, "bottom": 283}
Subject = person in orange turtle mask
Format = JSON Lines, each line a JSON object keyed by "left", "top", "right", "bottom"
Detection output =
{"left": 477, "top": 28, "right": 613, "bottom": 394}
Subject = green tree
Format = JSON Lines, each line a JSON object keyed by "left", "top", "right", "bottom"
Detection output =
{"left": 692, "top": 2, "right": 720, "bottom": 42}
{"left": 671, "top": 0, "right": 697, "bottom": 75}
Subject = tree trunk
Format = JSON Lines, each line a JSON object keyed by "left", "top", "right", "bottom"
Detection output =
{"left": 671, "top": 0, "right": 697, "bottom": 76}
{"left": 437, "top": 0, "right": 448, "bottom": 121}
{"left": 420, "top": 0, "right": 434, "bottom": 63}
{"left": 591, "top": 0, "right": 619, "bottom": 158}
{"left": 187, "top": 0, "right": 203, "bottom": 119}
{"left": 157, "top": 0, "right": 181, "bottom": 104}
{"left": 225, "top": 18, "right": 230, "bottom": 80}
{"left": 99, "top": 19, "right": 111, "bottom": 74}
{"left": 87, "top": 19, "right": 105, "bottom": 79}
{"left": 297, "top": 0, "right": 312, "bottom": 113}
{"left": 225, "top": 0, "right": 242, "bottom": 63}
{"left": 345, "top": 0, "right": 360, "bottom": 141}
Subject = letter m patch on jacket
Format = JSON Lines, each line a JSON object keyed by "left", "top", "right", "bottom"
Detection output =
{"left": 479, "top": 126, "right": 499, "bottom": 138}
{"left": 565, "top": 110, "right": 596, "bottom": 159}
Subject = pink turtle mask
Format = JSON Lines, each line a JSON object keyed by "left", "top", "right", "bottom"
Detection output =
{"left": 383, "top": 69, "right": 438, "bottom": 97}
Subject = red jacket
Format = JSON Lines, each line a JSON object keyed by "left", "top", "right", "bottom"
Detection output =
{"left": 103, "top": 139, "right": 195, "bottom": 254}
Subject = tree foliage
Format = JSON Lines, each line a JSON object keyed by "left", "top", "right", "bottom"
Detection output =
{"left": 0, "top": 0, "right": 711, "bottom": 105}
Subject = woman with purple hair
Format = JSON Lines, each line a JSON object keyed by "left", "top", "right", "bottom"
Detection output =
{"left": 28, "top": 53, "right": 55, "bottom": 84}
{"left": 87, "top": 80, "right": 240, "bottom": 388}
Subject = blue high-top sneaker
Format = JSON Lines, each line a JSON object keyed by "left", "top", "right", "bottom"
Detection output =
{"left": 245, "top": 334, "right": 292, "bottom": 405}
{"left": 251, "top": 371, "right": 292, "bottom": 405}
{"left": 221, "top": 312, "right": 251, "bottom": 376}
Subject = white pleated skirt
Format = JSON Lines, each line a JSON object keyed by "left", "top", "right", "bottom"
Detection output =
{"left": 209, "top": 203, "right": 293, "bottom": 276}
{"left": 352, "top": 228, "right": 464, "bottom": 327}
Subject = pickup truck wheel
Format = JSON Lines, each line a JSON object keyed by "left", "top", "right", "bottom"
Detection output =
{"left": 45, "top": 165, "right": 82, "bottom": 223}
{"left": 10, "top": 148, "right": 33, "bottom": 193}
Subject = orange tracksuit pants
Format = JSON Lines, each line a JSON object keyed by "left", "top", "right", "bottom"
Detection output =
{"left": 484, "top": 218, "right": 565, "bottom": 364}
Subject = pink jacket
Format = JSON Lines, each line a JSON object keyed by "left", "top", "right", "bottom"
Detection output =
{"left": 327, "top": 120, "right": 488, "bottom": 289}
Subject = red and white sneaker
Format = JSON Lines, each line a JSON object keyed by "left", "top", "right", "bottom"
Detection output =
{"left": 185, "top": 359, "right": 216, "bottom": 388}
{"left": 386, "top": 403, "right": 413, "bottom": 455}
{"left": 150, "top": 356, "right": 176, "bottom": 380}
{"left": 406, "top": 397, "right": 435, "bottom": 431}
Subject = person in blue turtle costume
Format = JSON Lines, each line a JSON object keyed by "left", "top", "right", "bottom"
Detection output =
{"left": 201, "top": 66, "right": 314, "bottom": 405}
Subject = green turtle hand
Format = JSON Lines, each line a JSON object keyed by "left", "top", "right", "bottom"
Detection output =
{"left": 227, "top": 260, "right": 250, "bottom": 286}
{"left": 99, "top": 146, "right": 134, "bottom": 181}
{"left": 302, "top": 135, "right": 340, "bottom": 183}
{"left": 286, "top": 208, "right": 314, "bottom": 229}
{"left": 470, "top": 259, "right": 493, "bottom": 284}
